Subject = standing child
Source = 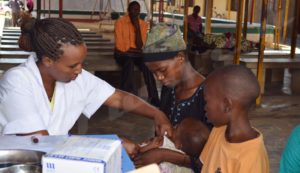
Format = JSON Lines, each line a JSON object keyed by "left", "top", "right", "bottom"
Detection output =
{"left": 200, "top": 65, "right": 269, "bottom": 173}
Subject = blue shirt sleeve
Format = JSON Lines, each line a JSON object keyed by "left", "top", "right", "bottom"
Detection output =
{"left": 280, "top": 125, "right": 300, "bottom": 173}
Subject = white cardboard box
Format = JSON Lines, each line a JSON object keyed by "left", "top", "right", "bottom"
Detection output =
{"left": 42, "top": 136, "right": 122, "bottom": 173}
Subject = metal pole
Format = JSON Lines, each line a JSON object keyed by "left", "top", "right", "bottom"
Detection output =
{"left": 150, "top": 0, "right": 154, "bottom": 28}
{"left": 205, "top": 0, "right": 213, "bottom": 34}
{"left": 48, "top": 0, "right": 51, "bottom": 18}
{"left": 227, "top": 0, "right": 231, "bottom": 19}
{"left": 274, "top": 0, "right": 282, "bottom": 49}
{"left": 59, "top": 0, "right": 63, "bottom": 18}
{"left": 283, "top": 0, "right": 290, "bottom": 43}
{"left": 250, "top": 0, "right": 256, "bottom": 24}
{"left": 233, "top": 0, "right": 244, "bottom": 64}
{"left": 36, "top": 0, "right": 41, "bottom": 19}
{"left": 256, "top": 0, "right": 268, "bottom": 105}
{"left": 291, "top": 0, "right": 300, "bottom": 59}
{"left": 158, "top": 0, "right": 164, "bottom": 22}
{"left": 183, "top": 0, "right": 189, "bottom": 42}
{"left": 90, "top": 0, "right": 98, "bottom": 20}
{"left": 243, "top": 0, "right": 249, "bottom": 40}
{"left": 42, "top": 0, "right": 45, "bottom": 17}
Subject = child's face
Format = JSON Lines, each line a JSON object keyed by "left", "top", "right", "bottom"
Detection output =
{"left": 173, "top": 121, "right": 202, "bottom": 157}
{"left": 46, "top": 43, "right": 87, "bottom": 82}
{"left": 146, "top": 56, "right": 184, "bottom": 87}
{"left": 204, "top": 78, "right": 228, "bottom": 127}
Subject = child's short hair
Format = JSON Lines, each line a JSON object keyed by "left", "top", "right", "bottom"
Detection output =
{"left": 177, "top": 117, "right": 210, "bottom": 157}
{"left": 208, "top": 64, "right": 260, "bottom": 109}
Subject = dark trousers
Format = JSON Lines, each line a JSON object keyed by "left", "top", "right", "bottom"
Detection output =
{"left": 114, "top": 53, "right": 159, "bottom": 105}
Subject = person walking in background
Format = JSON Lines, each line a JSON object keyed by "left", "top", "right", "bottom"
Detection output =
{"left": 114, "top": 1, "right": 159, "bottom": 107}
{"left": 7, "top": 0, "right": 23, "bottom": 26}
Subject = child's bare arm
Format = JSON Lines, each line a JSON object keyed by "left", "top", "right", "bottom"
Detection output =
{"left": 139, "top": 136, "right": 163, "bottom": 153}
{"left": 134, "top": 148, "right": 192, "bottom": 168}
{"left": 121, "top": 137, "right": 140, "bottom": 158}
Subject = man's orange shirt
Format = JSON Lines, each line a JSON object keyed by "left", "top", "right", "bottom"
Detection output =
{"left": 200, "top": 126, "right": 269, "bottom": 173}
{"left": 114, "top": 15, "right": 148, "bottom": 52}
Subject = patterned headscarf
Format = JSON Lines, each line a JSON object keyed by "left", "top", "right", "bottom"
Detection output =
{"left": 143, "top": 23, "right": 186, "bottom": 62}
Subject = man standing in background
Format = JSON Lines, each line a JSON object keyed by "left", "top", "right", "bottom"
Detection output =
{"left": 187, "top": 5, "right": 203, "bottom": 40}
{"left": 114, "top": 1, "right": 159, "bottom": 107}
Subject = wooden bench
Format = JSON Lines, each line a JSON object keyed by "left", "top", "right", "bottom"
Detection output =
{"left": 2, "top": 29, "right": 98, "bottom": 34}
{"left": 240, "top": 57, "right": 300, "bottom": 94}
{"left": 0, "top": 44, "right": 114, "bottom": 52}
{"left": 1, "top": 32, "right": 103, "bottom": 38}
{"left": 240, "top": 58, "right": 300, "bottom": 69}
{"left": 240, "top": 50, "right": 292, "bottom": 59}
{"left": 0, "top": 36, "right": 107, "bottom": 42}
{"left": 0, "top": 50, "right": 30, "bottom": 58}
{"left": 1, "top": 39, "right": 114, "bottom": 46}
{"left": 0, "top": 45, "right": 20, "bottom": 50}
{"left": 0, "top": 51, "right": 117, "bottom": 71}
{"left": 0, "top": 57, "right": 119, "bottom": 72}
{"left": 1, "top": 38, "right": 112, "bottom": 44}
{"left": 206, "top": 48, "right": 300, "bottom": 94}
{"left": 0, "top": 28, "right": 123, "bottom": 73}
{"left": 0, "top": 50, "right": 114, "bottom": 59}
{"left": 2, "top": 32, "right": 22, "bottom": 36}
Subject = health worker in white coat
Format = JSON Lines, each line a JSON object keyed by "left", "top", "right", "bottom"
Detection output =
{"left": 0, "top": 17, "right": 172, "bottom": 137}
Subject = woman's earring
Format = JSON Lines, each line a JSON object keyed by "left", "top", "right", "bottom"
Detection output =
{"left": 158, "top": 75, "right": 164, "bottom": 80}
{"left": 225, "top": 107, "right": 230, "bottom": 113}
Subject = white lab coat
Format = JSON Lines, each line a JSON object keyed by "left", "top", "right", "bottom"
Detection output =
{"left": 0, "top": 53, "right": 115, "bottom": 135}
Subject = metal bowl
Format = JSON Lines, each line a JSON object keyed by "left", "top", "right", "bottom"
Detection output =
{"left": 0, "top": 150, "right": 44, "bottom": 172}
{"left": 0, "top": 164, "right": 41, "bottom": 173}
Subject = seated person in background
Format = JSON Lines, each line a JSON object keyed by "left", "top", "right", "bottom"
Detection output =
{"left": 0, "top": 17, "right": 172, "bottom": 137}
{"left": 200, "top": 65, "right": 269, "bottom": 173}
{"left": 279, "top": 125, "right": 300, "bottom": 173}
{"left": 123, "top": 117, "right": 210, "bottom": 173}
{"left": 114, "top": 1, "right": 159, "bottom": 107}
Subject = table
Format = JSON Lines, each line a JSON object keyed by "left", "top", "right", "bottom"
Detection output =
{"left": 0, "top": 134, "right": 135, "bottom": 173}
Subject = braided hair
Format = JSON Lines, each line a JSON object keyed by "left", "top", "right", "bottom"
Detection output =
{"left": 18, "top": 17, "right": 84, "bottom": 61}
